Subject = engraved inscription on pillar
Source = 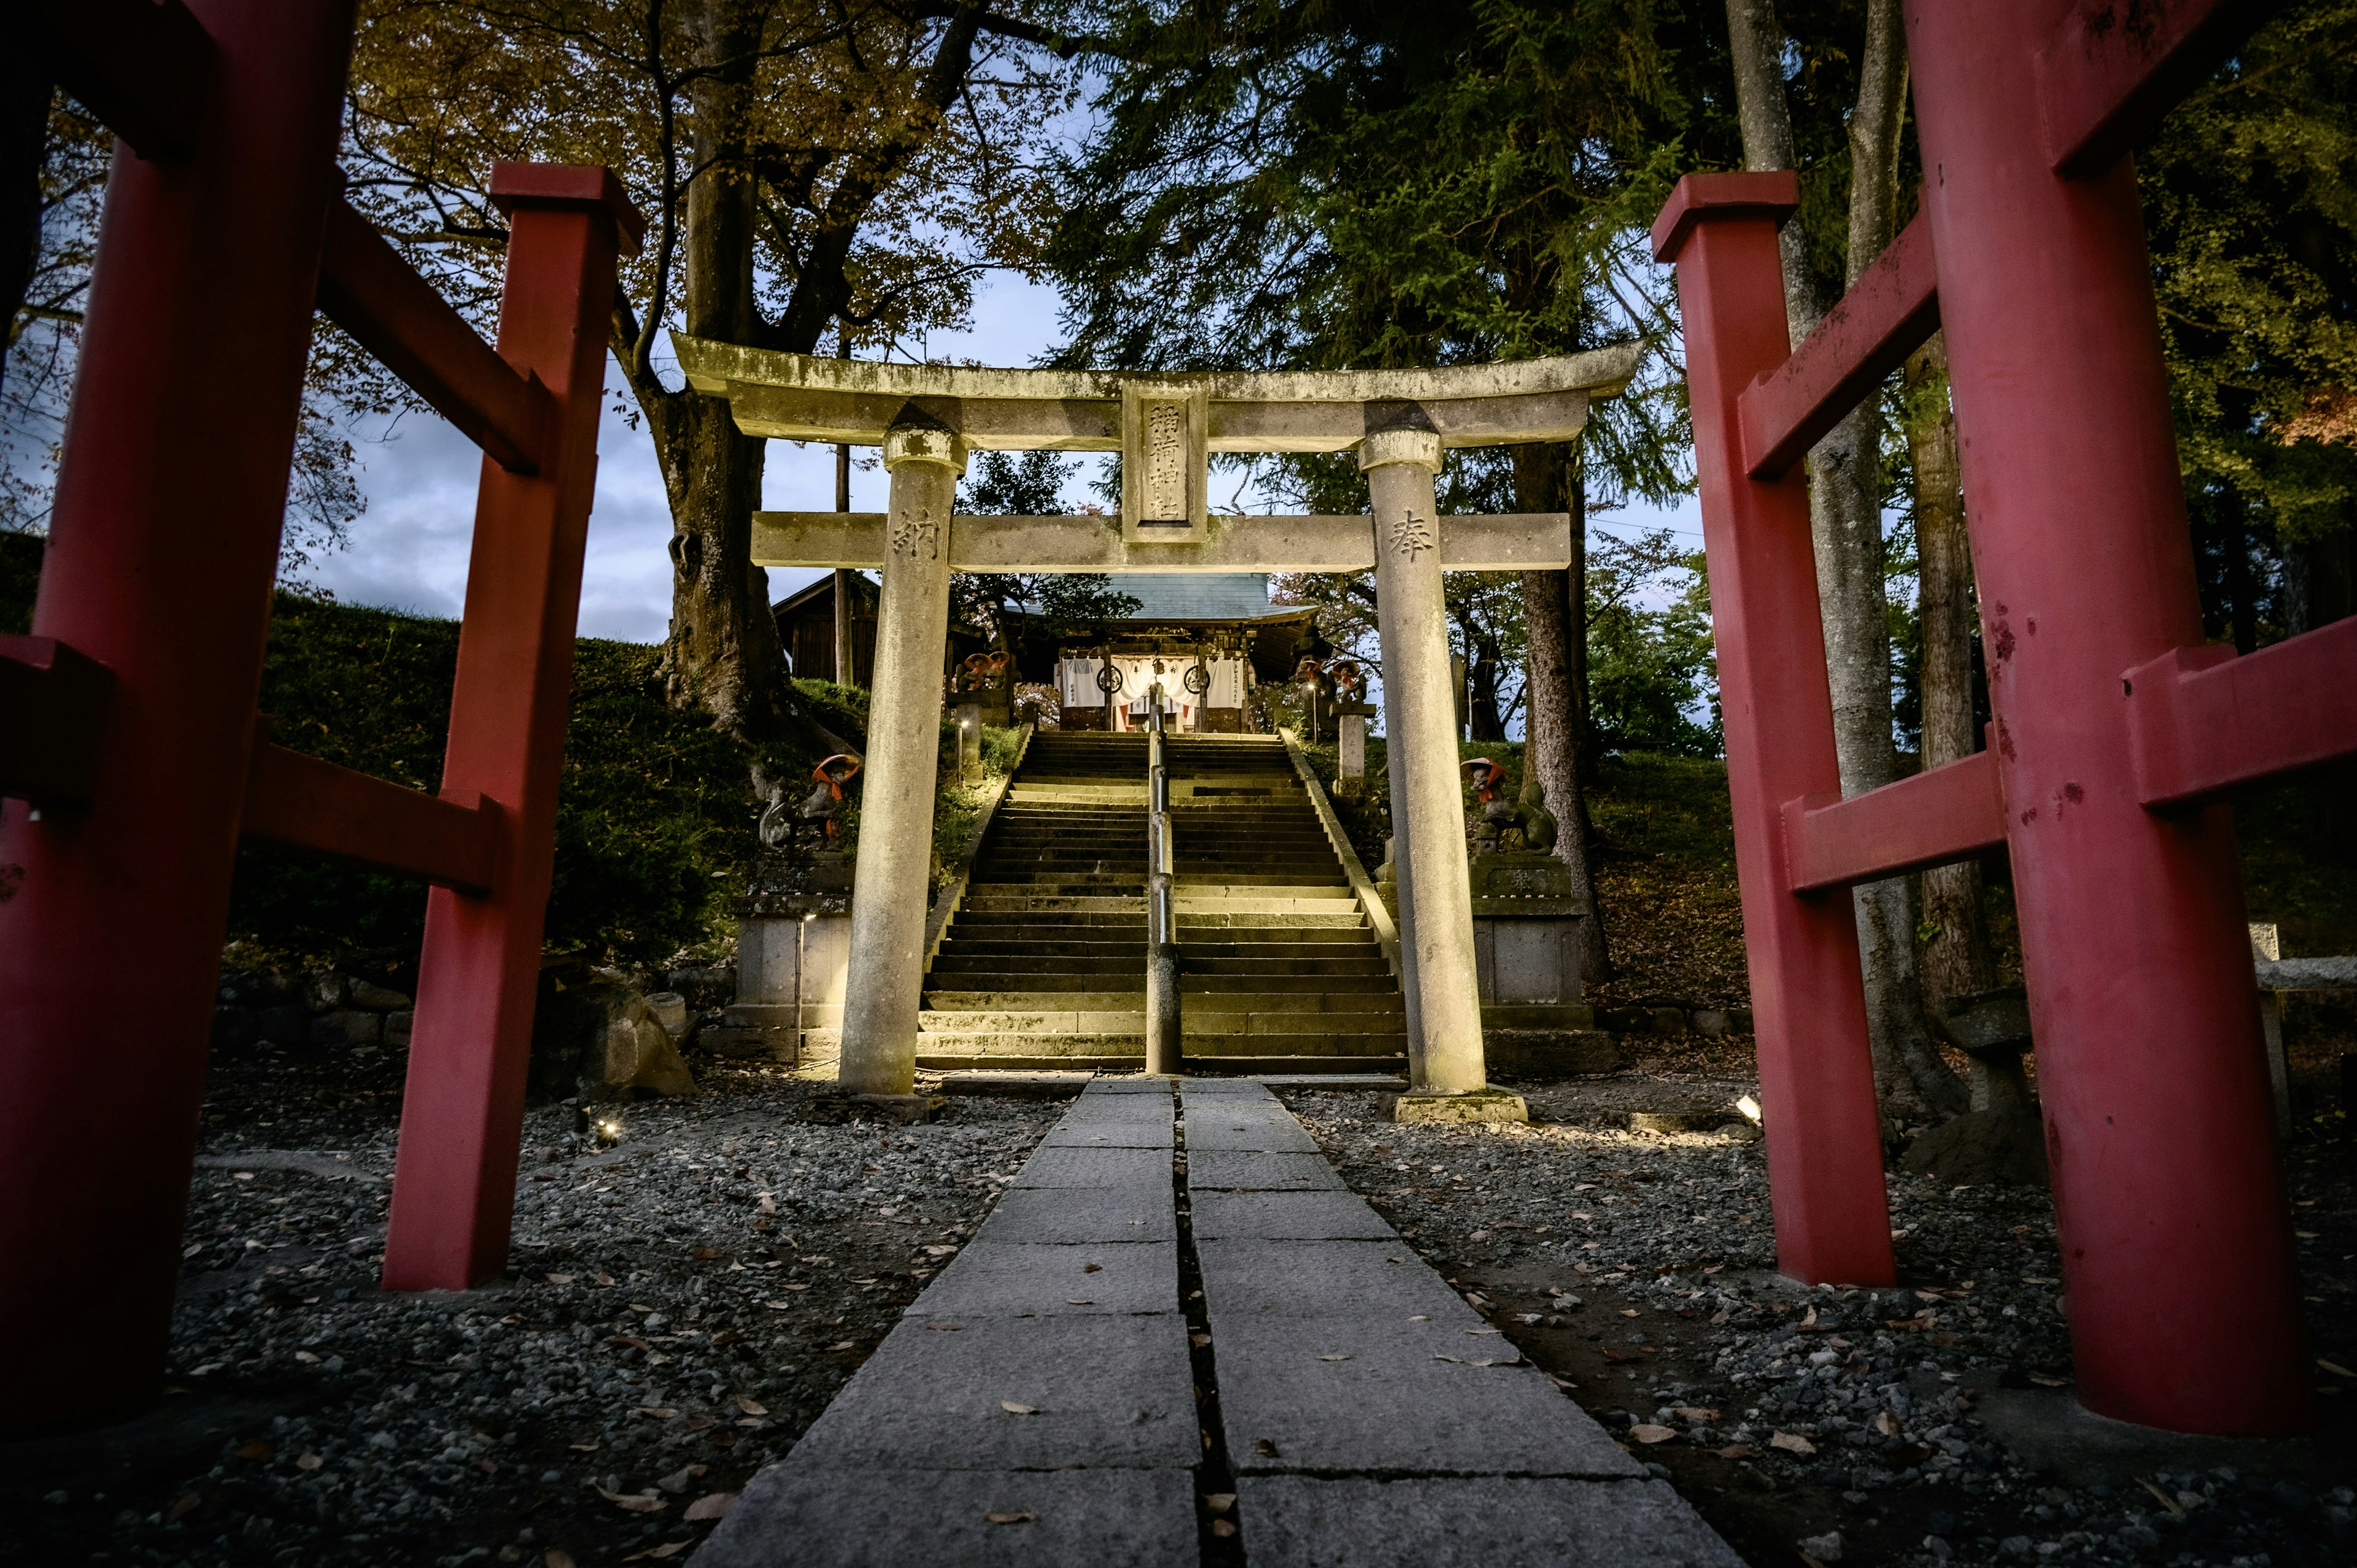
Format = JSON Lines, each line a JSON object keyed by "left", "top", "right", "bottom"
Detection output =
{"left": 890, "top": 506, "right": 940, "bottom": 561}
{"left": 1387, "top": 508, "right": 1436, "bottom": 559}
{"left": 1144, "top": 403, "right": 1186, "bottom": 522}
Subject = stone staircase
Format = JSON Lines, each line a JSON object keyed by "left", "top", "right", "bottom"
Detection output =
{"left": 914, "top": 729, "right": 1405, "bottom": 1074}
{"left": 1165, "top": 735, "right": 1407, "bottom": 1073}
{"left": 916, "top": 732, "right": 1150, "bottom": 1069}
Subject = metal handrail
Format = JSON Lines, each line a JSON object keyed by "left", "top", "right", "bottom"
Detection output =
{"left": 1144, "top": 693, "right": 1181, "bottom": 1073}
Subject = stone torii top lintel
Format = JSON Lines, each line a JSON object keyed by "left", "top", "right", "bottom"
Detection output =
{"left": 671, "top": 333, "right": 1645, "bottom": 455}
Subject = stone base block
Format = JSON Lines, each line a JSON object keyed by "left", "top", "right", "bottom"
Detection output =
{"left": 850, "top": 1093, "right": 948, "bottom": 1125}
{"left": 700, "top": 1025, "right": 796, "bottom": 1062}
{"left": 1386, "top": 1088, "right": 1529, "bottom": 1124}
{"left": 1482, "top": 1029, "right": 1620, "bottom": 1076}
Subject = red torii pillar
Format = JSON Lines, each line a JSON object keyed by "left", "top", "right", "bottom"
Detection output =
{"left": 382, "top": 167, "right": 635, "bottom": 1290}
{"left": 0, "top": 0, "right": 358, "bottom": 1433}
{"left": 0, "top": 0, "right": 637, "bottom": 1427}
{"left": 1905, "top": 0, "right": 2309, "bottom": 1435}
{"left": 1651, "top": 177, "right": 1897, "bottom": 1289}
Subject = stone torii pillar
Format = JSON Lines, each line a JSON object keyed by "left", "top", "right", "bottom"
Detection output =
{"left": 837, "top": 422, "right": 963, "bottom": 1097}
{"left": 669, "top": 338, "right": 1639, "bottom": 1105}
{"left": 1362, "top": 423, "right": 1499, "bottom": 1112}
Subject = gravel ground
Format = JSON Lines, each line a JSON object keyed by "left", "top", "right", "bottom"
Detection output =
{"left": 0, "top": 1048, "right": 1059, "bottom": 1568}
{"left": 1277, "top": 1075, "right": 2357, "bottom": 1568}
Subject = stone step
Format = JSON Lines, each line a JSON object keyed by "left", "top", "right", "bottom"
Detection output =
{"left": 940, "top": 941, "right": 1140, "bottom": 959}
{"left": 919, "top": 1009, "right": 1147, "bottom": 1033}
{"left": 1180, "top": 956, "right": 1393, "bottom": 976}
{"left": 928, "top": 974, "right": 1150, "bottom": 993}
{"left": 958, "top": 897, "right": 1147, "bottom": 914}
{"left": 1177, "top": 946, "right": 1387, "bottom": 964}
{"left": 1181, "top": 973, "right": 1398, "bottom": 994}
{"left": 910, "top": 1034, "right": 1145, "bottom": 1059}
{"left": 1175, "top": 910, "right": 1367, "bottom": 930}
{"left": 932, "top": 955, "right": 1147, "bottom": 976}
{"left": 1176, "top": 882, "right": 1354, "bottom": 900}
{"left": 926, "top": 991, "right": 1144, "bottom": 1011}
{"left": 1182, "top": 1014, "right": 1409, "bottom": 1041}
{"left": 1181, "top": 991, "right": 1404, "bottom": 1014}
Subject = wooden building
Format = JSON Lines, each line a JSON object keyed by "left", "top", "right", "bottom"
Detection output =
{"left": 773, "top": 570, "right": 877, "bottom": 686}
{"left": 1049, "top": 574, "right": 1314, "bottom": 733}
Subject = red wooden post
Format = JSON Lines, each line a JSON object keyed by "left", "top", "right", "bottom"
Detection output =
{"left": 380, "top": 166, "right": 641, "bottom": 1291}
{"left": 0, "top": 0, "right": 357, "bottom": 1435}
{"left": 1905, "top": 0, "right": 2310, "bottom": 1435}
{"left": 1652, "top": 176, "right": 1895, "bottom": 1287}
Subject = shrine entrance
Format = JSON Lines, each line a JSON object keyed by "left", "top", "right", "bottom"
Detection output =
{"left": 672, "top": 338, "right": 1640, "bottom": 1107}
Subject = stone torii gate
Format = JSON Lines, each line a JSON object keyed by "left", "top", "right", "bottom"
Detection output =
{"left": 674, "top": 338, "right": 1640, "bottom": 1108}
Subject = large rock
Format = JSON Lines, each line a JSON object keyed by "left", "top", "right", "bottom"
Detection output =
{"left": 310, "top": 1010, "right": 382, "bottom": 1048}
{"left": 1900, "top": 1108, "right": 2049, "bottom": 1188}
{"left": 347, "top": 978, "right": 412, "bottom": 1010}
{"left": 586, "top": 987, "right": 698, "bottom": 1097}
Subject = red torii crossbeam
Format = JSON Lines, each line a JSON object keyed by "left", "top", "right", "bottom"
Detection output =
{"left": 0, "top": 0, "right": 642, "bottom": 1434}
{"left": 1656, "top": 0, "right": 2343, "bottom": 1437}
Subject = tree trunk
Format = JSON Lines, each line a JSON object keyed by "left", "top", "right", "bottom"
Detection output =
{"left": 1514, "top": 439, "right": 1611, "bottom": 984}
{"left": 646, "top": 0, "right": 805, "bottom": 744}
{"left": 1906, "top": 333, "right": 1996, "bottom": 1011}
{"left": 1724, "top": 0, "right": 1964, "bottom": 1119}
{"left": 1, "top": 60, "right": 48, "bottom": 393}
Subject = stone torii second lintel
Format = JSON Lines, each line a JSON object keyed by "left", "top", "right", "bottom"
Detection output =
{"left": 747, "top": 510, "right": 1576, "bottom": 573}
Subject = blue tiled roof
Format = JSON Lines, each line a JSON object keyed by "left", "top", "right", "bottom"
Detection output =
{"left": 1102, "top": 573, "right": 1294, "bottom": 620}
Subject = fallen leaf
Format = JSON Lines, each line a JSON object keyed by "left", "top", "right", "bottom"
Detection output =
{"left": 985, "top": 1511, "right": 1036, "bottom": 1525}
{"left": 594, "top": 1273, "right": 616, "bottom": 1286}
{"left": 166, "top": 1493, "right": 202, "bottom": 1523}
{"left": 597, "top": 1486, "right": 668, "bottom": 1514}
{"left": 635, "top": 1406, "right": 682, "bottom": 1419}
{"left": 1066, "top": 1299, "right": 1094, "bottom": 1305}
{"left": 683, "top": 1492, "right": 738, "bottom": 1522}
{"left": 1714, "top": 1443, "right": 1758, "bottom": 1459}
{"left": 236, "top": 1440, "right": 274, "bottom": 1461}
{"left": 545, "top": 1553, "right": 577, "bottom": 1568}
{"left": 1619, "top": 1308, "right": 1639, "bottom": 1318}
{"left": 568, "top": 1442, "right": 600, "bottom": 1452}
{"left": 294, "top": 1451, "right": 323, "bottom": 1471}
{"left": 1873, "top": 1411, "right": 1902, "bottom": 1436}
{"left": 1628, "top": 1423, "right": 1678, "bottom": 1443}
{"left": 2027, "top": 1373, "right": 2070, "bottom": 1388}
{"left": 2318, "top": 1358, "right": 2355, "bottom": 1378}
{"left": 1000, "top": 1400, "right": 1038, "bottom": 1415}
{"left": 1433, "top": 1354, "right": 1463, "bottom": 1364}
{"left": 1202, "top": 1493, "right": 1236, "bottom": 1514}
{"left": 1672, "top": 1407, "right": 1720, "bottom": 1423}
{"left": 737, "top": 1396, "right": 768, "bottom": 1416}
{"left": 611, "top": 1335, "right": 652, "bottom": 1352}
{"left": 293, "top": 1350, "right": 320, "bottom": 1364}
{"left": 1768, "top": 1431, "right": 1817, "bottom": 1455}
{"left": 1082, "top": 1262, "right": 1102, "bottom": 1272}
{"left": 1190, "top": 1333, "right": 1212, "bottom": 1347}
{"left": 2138, "top": 1478, "right": 2185, "bottom": 1517}
{"left": 1210, "top": 1519, "right": 1237, "bottom": 1538}
{"left": 656, "top": 1464, "right": 707, "bottom": 1494}
{"left": 692, "top": 1248, "right": 720, "bottom": 1261}
{"left": 1709, "top": 1308, "right": 1731, "bottom": 1325}
{"left": 1316, "top": 1353, "right": 1353, "bottom": 1362}
{"left": 546, "top": 1273, "right": 575, "bottom": 1285}
{"left": 1255, "top": 1439, "right": 1280, "bottom": 1458}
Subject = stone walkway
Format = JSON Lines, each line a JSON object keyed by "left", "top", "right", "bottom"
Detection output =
{"left": 694, "top": 1079, "right": 1743, "bottom": 1567}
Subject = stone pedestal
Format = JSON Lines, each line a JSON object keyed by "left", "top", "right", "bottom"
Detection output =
{"left": 1467, "top": 852, "right": 1589, "bottom": 1005}
{"left": 716, "top": 852, "right": 855, "bottom": 1062}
